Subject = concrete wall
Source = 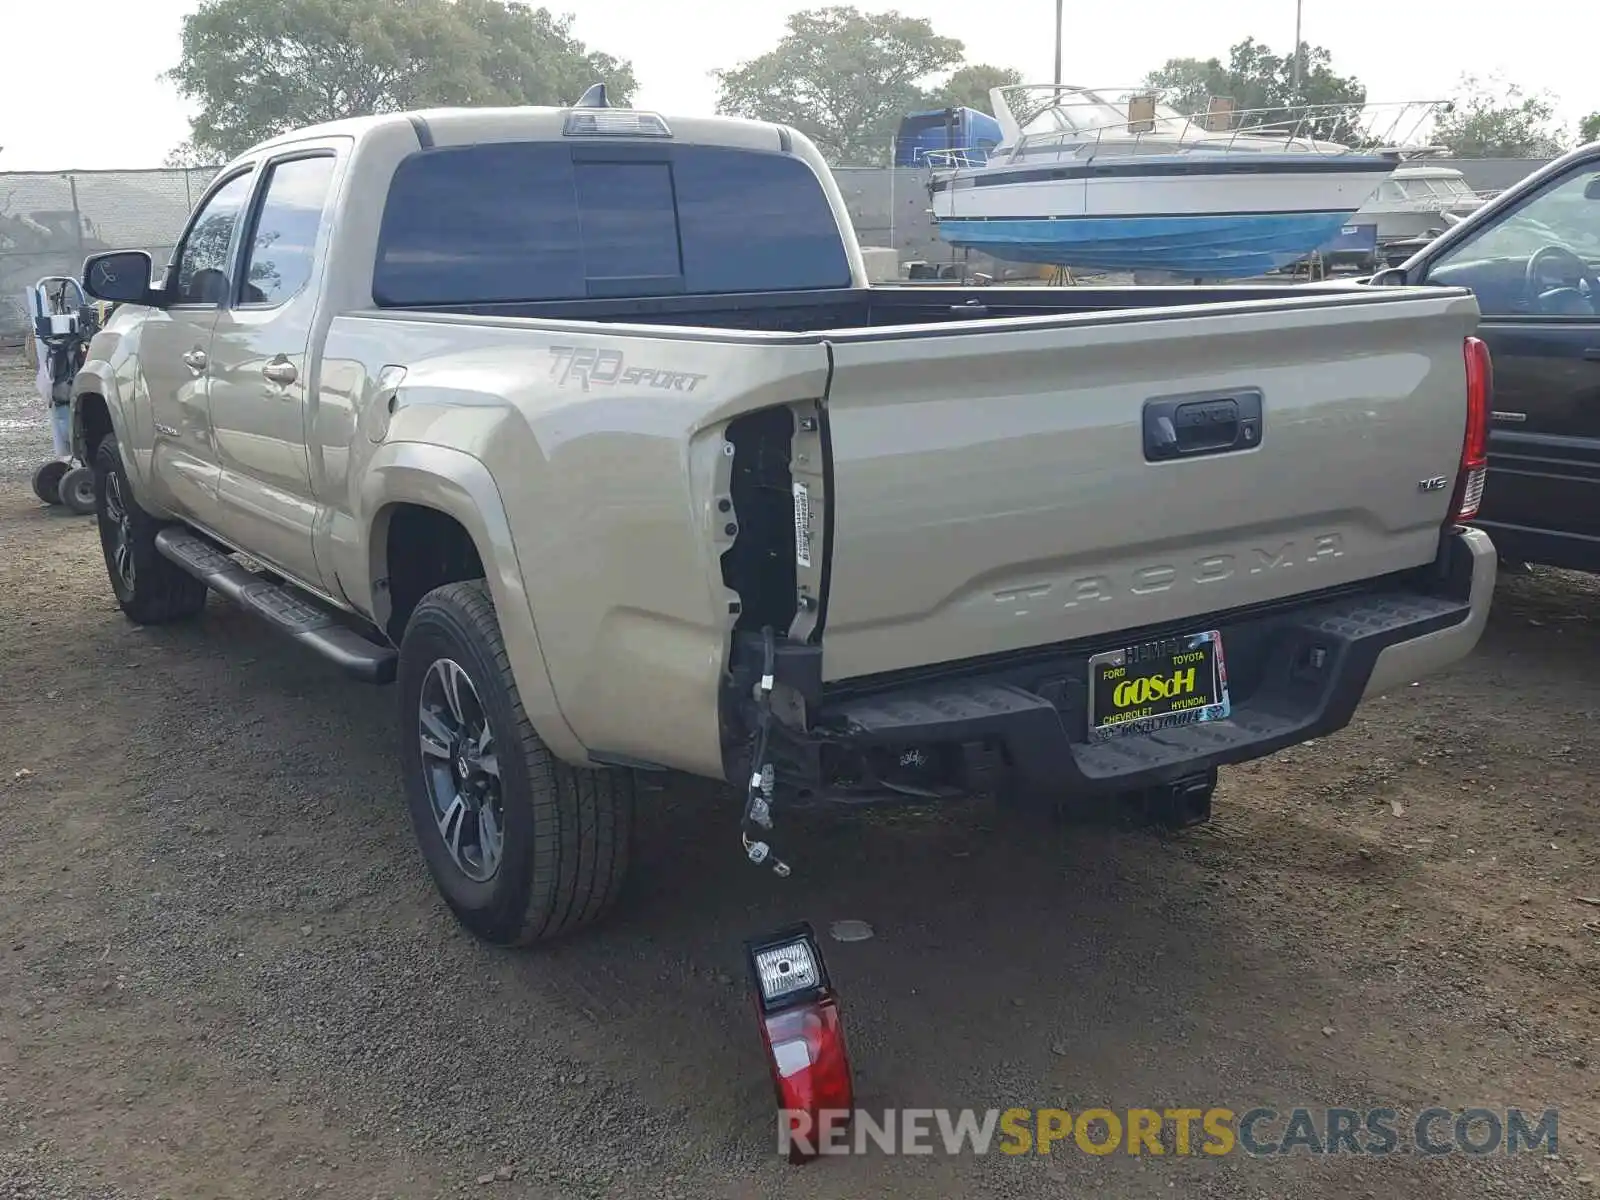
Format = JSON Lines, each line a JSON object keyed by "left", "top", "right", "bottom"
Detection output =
{"left": 831, "top": 167, "right": 955, "bottom": 268}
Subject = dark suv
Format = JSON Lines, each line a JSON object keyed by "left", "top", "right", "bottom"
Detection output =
{"left": 1374, "top": 143, "right": 1600, "bottom": 573}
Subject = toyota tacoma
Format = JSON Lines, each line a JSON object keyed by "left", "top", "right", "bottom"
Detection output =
{"left": 71, "top": 89, "right": 1497, "bottom": 945}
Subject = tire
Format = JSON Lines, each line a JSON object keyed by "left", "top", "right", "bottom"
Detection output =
{"left": 58, "top": 465, "right": 96, "bottom": 515}
{"left": 93, "top": 437, "right": 209, "bottom": 624}
{"left": 398, "top": 580, "right": 634, "bottom": 945}
{"left": 32, "top": 460, "right": 68, "bottom": 505}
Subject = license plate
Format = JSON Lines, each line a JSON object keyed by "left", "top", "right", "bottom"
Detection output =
{"left": 1088, "top": 630, "right": 1230, "bottom": 742}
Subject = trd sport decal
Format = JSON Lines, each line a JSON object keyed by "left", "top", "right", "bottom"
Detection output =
{"left": 549, "top": 346, "right": 707, "bottom": 393}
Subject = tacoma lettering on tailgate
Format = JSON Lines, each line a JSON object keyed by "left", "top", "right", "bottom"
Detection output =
{"left": 549, "top": 347, "right": 707, "bottom": 393}
{"left": 992, "top": 535, "right": 1346, "bottom": 613}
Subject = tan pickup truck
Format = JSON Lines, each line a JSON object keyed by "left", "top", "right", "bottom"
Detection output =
{"left": 73, "top": 92, "right": 1496, "bottom": 946}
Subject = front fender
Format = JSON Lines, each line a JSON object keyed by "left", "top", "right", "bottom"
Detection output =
{"left": 72, "top": 361, "right": 137, "bottom": 468}
{"left": 358, "top": 440, "right": 586, "bottom": 765}
{"left": 72, "top": 326, "right": 174, "bottom": 517}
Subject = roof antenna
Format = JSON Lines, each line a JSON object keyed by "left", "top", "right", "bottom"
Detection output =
{"left": 573, "top": 83, "right": 609, "bottom": 108}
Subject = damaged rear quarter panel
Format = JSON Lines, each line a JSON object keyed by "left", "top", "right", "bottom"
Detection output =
{"left": 339, "top": 312, "right": 832, "bottom": 777}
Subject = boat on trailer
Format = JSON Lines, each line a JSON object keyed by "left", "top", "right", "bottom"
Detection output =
{"left": 1354, "top": 164, "right": 1493, "bottom": 243}
{"left": 925, "top": 85, "right": 1443, "bottom": 278}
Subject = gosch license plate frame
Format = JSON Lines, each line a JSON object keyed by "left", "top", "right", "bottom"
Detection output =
{"left": 1087, "top": 629, "right": 1231, "bottom": 743}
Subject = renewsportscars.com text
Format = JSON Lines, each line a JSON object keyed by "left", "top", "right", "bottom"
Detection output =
{"left": 779, "top": 1106, "right": 1559, "bottom": 1158}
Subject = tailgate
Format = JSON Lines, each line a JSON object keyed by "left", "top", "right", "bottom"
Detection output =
{"left": 816, "top": 290, "right": 1481, "bottom": 682}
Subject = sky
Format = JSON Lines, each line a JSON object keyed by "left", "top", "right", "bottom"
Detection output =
{"left": 2, "top": 0, "right": 1595, "bottom": 171}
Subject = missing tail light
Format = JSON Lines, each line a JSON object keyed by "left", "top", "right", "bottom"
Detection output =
{"left": 721, "top": 407, "right": 799, "bottom": 634}
{"left": 1451, "top": 336, "right": 1492, "bottom": 523}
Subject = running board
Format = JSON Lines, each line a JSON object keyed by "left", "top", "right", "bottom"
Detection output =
{"left": 153, "top": 527, "right": 397, "bottom": 683}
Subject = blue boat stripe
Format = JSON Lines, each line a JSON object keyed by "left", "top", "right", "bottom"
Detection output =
{"left": 937, "top": 208, "right": 1355, "bottom": 221}
{"left": 929, "top": 154, "right": 1397, "bottom": 192}
{"left": 934, "top": 211, "right": 1359, "bottom": 278}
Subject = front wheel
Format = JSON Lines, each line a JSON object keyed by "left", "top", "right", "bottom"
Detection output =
{"left": 397, "top": 580, "right": 634, "bottom": 945}
{"left": 93, "top": 437, "right": 208, "bottom": 624}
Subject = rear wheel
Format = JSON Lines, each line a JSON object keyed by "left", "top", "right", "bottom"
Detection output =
{"left": 398, "top": 580, "right": 634, "bottom": 945}
{"left": 93, "top": 437, "right": 208, "bottom": 624}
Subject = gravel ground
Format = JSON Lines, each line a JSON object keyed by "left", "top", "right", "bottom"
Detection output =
{"left": 1, "top": 358, "right": 1597, "bottom": 1199}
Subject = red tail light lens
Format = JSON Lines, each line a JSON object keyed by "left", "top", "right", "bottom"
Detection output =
{"left": 1452, "top": 336, "right": 1492, "bottom": 522}
{"left": 761, "top": 998, "right": 853, "bottom": 1154}
{"left": 747, "top": 924, "right": 854, "bottom": 1160}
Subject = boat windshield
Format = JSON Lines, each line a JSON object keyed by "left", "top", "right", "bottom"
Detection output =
{"left": 1018, "top": 89, "right": 1190, "bottom": 137}
{"left": 1382, "top": 175, "right": 1477, "bottom": 202}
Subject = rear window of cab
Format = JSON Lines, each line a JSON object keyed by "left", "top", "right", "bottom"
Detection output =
{"left": 373, "top": 141, "right": 853, "bottom": 306}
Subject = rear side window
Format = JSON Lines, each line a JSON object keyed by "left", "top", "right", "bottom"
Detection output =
{"left": 373, "top": 142, "right": 851, "bottom": 306}
{"left": 240, "top": 155, "right": 337, "bottom": 306}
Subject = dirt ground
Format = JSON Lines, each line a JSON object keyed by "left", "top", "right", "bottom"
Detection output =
{"left": 1, "top": 357, "right": 1596, "bottom": 1199}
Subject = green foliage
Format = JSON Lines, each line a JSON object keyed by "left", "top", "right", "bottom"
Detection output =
{"left": 714, "top": 6, "right": 966, "bottom": 165}
{"left": 927, "top": 65, "right": 1024, "bottom": 115}
{"left": 1432, "top": 75, "right": 1567, "bottom": 157}
{"left": 166, "top": 0, "right": 635, "bottom": 162}
{"left": 1143, "top": 37, "right": 1368, "bottom": 144}
{"left": 162, "top": 143, "right": 219, "bottom": 169}
{"left": 1579, "top": 111, "right": 1600, "bottom": 145}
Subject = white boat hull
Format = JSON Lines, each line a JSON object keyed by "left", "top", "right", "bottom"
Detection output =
{"left": 931, "top": 154, "right": 1399, "bottom": 276}
{"left": 1358, "top": 203, "right": 1487, "bottom": 245}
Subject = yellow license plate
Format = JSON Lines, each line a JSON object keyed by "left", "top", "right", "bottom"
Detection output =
{"left": 1088, "top": 630, "right": 1230, "bottom": 742}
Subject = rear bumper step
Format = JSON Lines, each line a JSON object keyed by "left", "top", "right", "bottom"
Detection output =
{"left": 815, "top": 583, "right": 1475, "bottom": 798}
{"left": 154, "top": 527, "right": 397, "bottom": 683}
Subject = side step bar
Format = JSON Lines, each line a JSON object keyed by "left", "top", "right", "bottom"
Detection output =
{"left": 154, "top": 527, "right": 397, "bottom": 683}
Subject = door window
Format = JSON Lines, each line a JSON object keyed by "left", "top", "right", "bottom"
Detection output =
{"left": 238, "top": 156, "right": 338, "bottom": 307}
{"left": 1425, "top": 165, "right": 1600, "bottom": 316}
{"left": 171, "top": 172, "right": 255, "bottom": 306}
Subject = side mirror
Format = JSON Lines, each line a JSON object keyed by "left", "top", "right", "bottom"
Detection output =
{"left": 1368, "top": 266, "right": 1410, "bottom": 287}
{"left": 82, "top": 250, "right": 161, "bottom": 306}
{"left": 1584, "top": 175, "right": 1600, "bottom": 201}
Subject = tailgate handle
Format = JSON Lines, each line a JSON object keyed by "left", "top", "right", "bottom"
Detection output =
{"left": 1144, "top": 390, "right": 1263, "bottom": 461}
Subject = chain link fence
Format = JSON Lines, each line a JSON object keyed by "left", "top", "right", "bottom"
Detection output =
{"left": 0, "top": 167, "right": 219, "bottom": 345}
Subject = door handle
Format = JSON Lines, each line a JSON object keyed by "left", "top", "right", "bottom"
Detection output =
{"left": 262, "top": 358, "right": 298, "bottom": 386}
{"left": 1143, "top": 389, "right": 1264, "bottom": 461}
{"left": 182, "top": 348, "right": 208, "bottom": 372}
{"left": 1582, "top": 347, "right": 1600, "bottom": 362}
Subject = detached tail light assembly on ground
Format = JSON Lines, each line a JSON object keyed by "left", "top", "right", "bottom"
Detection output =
{"left": 745, "top": 923, "right": 853, "bottom": 1162}
{"left": 1452, "top": 336, "right": 1493, "bottom": 523}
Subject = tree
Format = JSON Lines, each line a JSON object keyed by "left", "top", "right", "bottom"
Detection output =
{"left": 927, "top": 64, "right": 1023, "bottom": 115}
{"left": 451, "top": 0, "right": 636, "bottom": 113}
{"left": 166, "top": 0, "right": 635, "bottom": 163}
{"left": 1580, "top": 112, "right": 1600, "bottom": 145}
{"left": 1143, "top": 37, "right": 1368, "bottom": 144}
{"left": 162, "top": 143, "right": 219, "bottom": 169}
{"left": 1432, "top": 75, "right": 1566, "bottom": 157}
{"left": 714, "top": 6, "right": 965, "bottom": 165}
